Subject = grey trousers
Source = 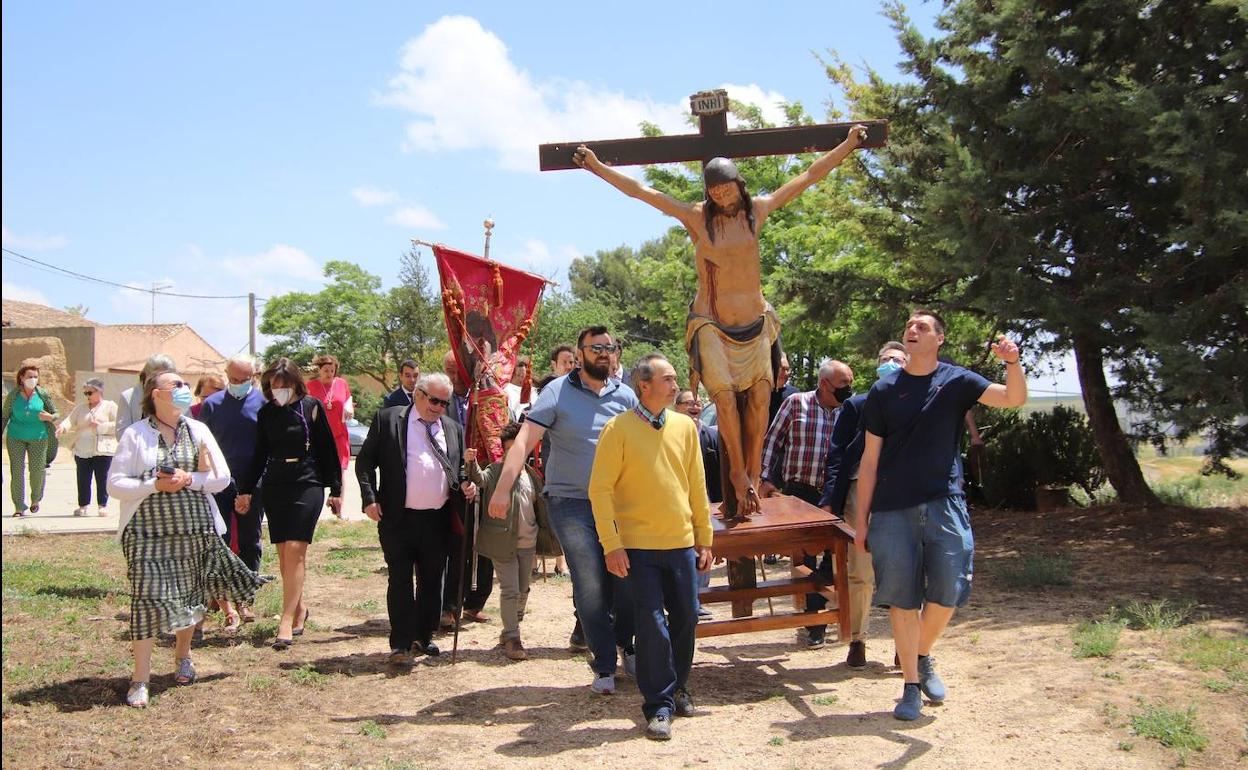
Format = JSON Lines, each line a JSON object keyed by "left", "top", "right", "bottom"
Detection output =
{"left": 494, "top": 547, "right": 536, "bottom": 640}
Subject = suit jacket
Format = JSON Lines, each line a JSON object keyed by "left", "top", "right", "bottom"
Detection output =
{"left": 355, "top": 405, "right": 467, "bottom": 520}
{"left": 698, "top": 423, "right": 723, "bottom": 505}
{"left": 382, "top": 387, "right": 414, "bottom": 410}
{"left": 819, "top": 392, "right": 867, "bottom": 515}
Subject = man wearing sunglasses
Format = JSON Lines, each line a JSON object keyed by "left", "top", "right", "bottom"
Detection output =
{"left": 488, "top": 326, "right": 639, "bottom": 695}
{"left": 356, "top": 372, "right": 478, "bottom": 664}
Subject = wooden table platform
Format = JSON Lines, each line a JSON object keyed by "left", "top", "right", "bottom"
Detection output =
{"left": 696, "top": 495, "right": 855, "bottom": 641}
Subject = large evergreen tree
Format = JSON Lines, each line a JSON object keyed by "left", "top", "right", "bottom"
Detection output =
{"left": 822, "top": 0, "right": 1246, "bottom": 501}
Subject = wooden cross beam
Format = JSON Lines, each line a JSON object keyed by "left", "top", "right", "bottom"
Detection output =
{"left": 539, "top": 88, "right": 887, "bottom": 171}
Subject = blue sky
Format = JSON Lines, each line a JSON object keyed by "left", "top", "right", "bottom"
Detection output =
{"left": 1, "top": 2, "right": 1083, "bottom": 393}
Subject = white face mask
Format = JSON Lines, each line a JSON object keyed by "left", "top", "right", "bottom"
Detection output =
{"left": 23, "top": 377, "right": 38, "bottom": 389}
{"left": 272, "top": 388, "right": 294, "bottom": 406}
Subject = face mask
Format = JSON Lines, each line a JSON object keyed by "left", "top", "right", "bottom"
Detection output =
{"left": 833, "top": 386, "right": 853, "bottom": 404}
{"left": 23, "top": 377, "right": 38, "bottom": 389}
{"left": 227, "top": 382, "right": 253, "bottom": 399}
{"left": 171, "top": 385, "right": 194, "bottom": 411}
{"left": 877, "top": 361, "right": 903, "bottom": 379}
{"left": 272, "top": 388, "right": 294, "bottom": 406}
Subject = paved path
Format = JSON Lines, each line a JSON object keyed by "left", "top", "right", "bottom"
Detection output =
{"left": 2, "top": 445, "right": 369, "bottom": 536}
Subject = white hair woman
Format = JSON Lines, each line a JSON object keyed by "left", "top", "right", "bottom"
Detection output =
{"left": 107, "top": 368, "right": 268, "bottom": 707}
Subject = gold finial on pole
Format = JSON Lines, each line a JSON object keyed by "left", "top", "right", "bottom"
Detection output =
{"left": 483, "top": 217, "right": 495, "bottom": 261}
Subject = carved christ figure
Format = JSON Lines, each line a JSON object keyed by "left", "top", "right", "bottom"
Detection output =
{"left": 573, "top": 125, "right": 867, "bottom": 516}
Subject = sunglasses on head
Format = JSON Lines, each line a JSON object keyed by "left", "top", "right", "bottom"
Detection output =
{"left": 418, "top": 388, "right": 451, "bottom": 409}
{"left": 584, "top": 343, "right": 620, "bottom": 355}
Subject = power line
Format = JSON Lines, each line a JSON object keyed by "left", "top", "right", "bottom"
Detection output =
{"left": 2, "top": 247, "right": 266, "bottom": 300}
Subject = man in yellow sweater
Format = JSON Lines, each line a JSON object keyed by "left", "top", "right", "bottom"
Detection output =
{"left": 589, "top": 353, "right": 714, "bottom": 741}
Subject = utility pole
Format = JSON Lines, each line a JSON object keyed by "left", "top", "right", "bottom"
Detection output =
{"left": 248, "top": 292, "right": 257, "bottom": 357}
{"left": 151, "top": 281, "right": 172, "bottom": 327}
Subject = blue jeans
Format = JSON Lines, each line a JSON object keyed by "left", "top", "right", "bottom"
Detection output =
{"left": 546, "top": 496, "right": 634, "bottom": 676}
{"left": 626, "top": 547, "right": 699, "bottom": 720}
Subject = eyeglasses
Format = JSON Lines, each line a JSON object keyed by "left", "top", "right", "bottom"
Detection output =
{"left": 161, "top": 380, "right": 188, "bottom": 390}
{"left": 418, "top": 388, "right": 451, "bottom": 409}
{"left": 583, "top": 343, "right": 620, "bottom": 355}
{"left": 675, "top": 399, "right": 698, "bottom": 407}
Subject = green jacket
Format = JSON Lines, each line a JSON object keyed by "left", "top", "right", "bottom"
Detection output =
{"left": 2, "top": 385, "right": 59, "bottom": 455}
{"left": 467, "top": 460, "right": 561, "bottom": 562}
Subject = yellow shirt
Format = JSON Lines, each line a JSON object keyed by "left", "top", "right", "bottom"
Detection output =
{"left": 589, "top": 409, "right": 713, "bottom": 554}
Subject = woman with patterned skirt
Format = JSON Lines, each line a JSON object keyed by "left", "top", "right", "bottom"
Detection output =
{"left": 108, "top": 369, "right": 267, "bottom": 708}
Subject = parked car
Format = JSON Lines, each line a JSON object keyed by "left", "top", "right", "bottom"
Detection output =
{"left": 346, "top": 418, "right": 370, "bottom": 457}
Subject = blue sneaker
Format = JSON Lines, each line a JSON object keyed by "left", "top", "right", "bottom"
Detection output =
{"left": 893, "top": 683, "right": 922, "bottom": 721}
{"left": 918, "top": 656, "right": 946, "bottom": 702}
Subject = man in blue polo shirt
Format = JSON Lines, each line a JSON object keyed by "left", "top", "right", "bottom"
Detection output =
{"left": 488, "top": 325, "right": 638, "bottom": 695}
{"left": 854, "top": 309, "right": 1026, "bottom": 721}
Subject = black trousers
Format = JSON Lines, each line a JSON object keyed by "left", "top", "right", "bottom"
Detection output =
{"left": 783, "top": 479, "right": 834, "bottom": 637}
{"left": 379, "top": 507, "right": 449, "bottom": 650}
{"left": 443, "top": 503, "right": 494, "bottom": 613}
{"left": 74, "top": 455, "right": 111, "bottom": 507}
{"left": 214, "top": 483, "right": 265, "bottom": 572}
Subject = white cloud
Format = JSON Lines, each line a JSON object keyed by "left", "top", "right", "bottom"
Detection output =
{"left": 378, "top": 15, "right": 700, "bottom": 171}
{"left": 388, "top": 205, "right": 447, "bottom": 231}
{"left": 507, "top": 239, "right": 582, "bottom": 284}
{"left": 2, "top": 225, "right": 69, "bottom": 251}
{"left": 1, "top": 281, "right": 51, "bottom": 305}
{"left": 719, "top": 83, "right": 793, "bottom": 127}
{"left": 350, "top": 187, "right": 400, "bottom": 207}
{"left": 221, "top": 244, "right": 323, "bottom": 284}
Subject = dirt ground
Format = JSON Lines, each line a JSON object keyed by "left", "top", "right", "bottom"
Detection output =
{"left": 3, "top": 503, "right": 1246, "bottom": 770}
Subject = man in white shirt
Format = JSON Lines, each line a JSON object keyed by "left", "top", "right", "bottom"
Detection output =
{"left": 356, "top": 373, "right": 477, "bottom": 664}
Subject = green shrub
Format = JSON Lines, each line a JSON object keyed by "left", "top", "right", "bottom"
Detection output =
{"left": 1129, "top": 702, "right": 1208, "bottom": 758}
{"left": 978, "top": 406, "right": 1105, "bottom": 510}
{"left": 1113, "top": 598, "right": 1196, "bottom": 631}
{"left": 1072, "top": 618, "right": 1124, "bottom": 658}
{"left": 1000, "top": 553, "right": 1074, "bottom": 588}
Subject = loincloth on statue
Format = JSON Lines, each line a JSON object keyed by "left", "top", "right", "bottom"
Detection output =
{"left": 685, "top": 304, "right": 781, "bottom": 398}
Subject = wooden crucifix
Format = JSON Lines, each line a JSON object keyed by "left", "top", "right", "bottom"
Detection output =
{"left": 540, "top": 88, "right": 886, "bottom": 170}
{"left": 540, "top": 88, "right": 885, "bottom": 522}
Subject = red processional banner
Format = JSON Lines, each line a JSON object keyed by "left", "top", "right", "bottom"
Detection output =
{"left": 432, "top": 244, "right": 546, "bottom": 464}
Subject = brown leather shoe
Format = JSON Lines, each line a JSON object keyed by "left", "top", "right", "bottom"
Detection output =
{"left": 439, "top": 611, "right": 457, "bottom": 630}
{"left": 462, "top": 608, "right": 490, "bottom": 624}
{"left": 502, "top": 637, "right": 528, "bottom": 661}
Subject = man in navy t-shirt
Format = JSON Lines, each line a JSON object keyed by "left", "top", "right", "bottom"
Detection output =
{"left": 854, "top": 309, "right": 1026, "bottom": 721}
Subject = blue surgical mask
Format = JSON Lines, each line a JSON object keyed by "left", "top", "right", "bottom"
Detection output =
{"left": 227, "top": 382, "right": 253, "bottom": 399}
{"left": 877, "top": 361, "right": 903, "bottom": 379}
{"left": 171, "top": 385, "right": 194, "bottom": 411}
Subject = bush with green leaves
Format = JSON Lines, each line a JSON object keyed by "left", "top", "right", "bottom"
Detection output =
{"left": 978, "top": 406, "right": 1106, "bottom": 510}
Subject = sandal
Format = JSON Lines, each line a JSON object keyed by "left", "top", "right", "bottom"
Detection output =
{"left": 12, "top": 510, "right": 25, "bottom": 518}
{"left": 272, "top": 637, "right": 293, "bottom": 651}
{"left": 29, "top": 503, "right": 39, "bottom": 514}
{"left": 126, "top": 681, "right": 149, "bottom": 708}
{"left": 240, "top": 605, "right": 256, "bottom": 623}
{"left": 222, "top": 610, "right": 242, "bottom": 636}
{"left": 174, "top": 657, "right": 196, "bottom": 686}
{"left": 292, "top": 608, "right": 310, "bottom": 637}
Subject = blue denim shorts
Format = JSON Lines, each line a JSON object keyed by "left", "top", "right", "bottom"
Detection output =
{"left": 868, "top": 495, "right": 974, "bottom": 610}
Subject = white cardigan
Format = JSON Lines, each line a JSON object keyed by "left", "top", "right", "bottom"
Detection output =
{"left": 107, "top": 417, "right": 231, "bottom": 541}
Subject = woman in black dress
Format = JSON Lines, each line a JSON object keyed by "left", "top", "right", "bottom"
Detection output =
{"left": 237, "top": 357, "right": 342, "bottom": 649}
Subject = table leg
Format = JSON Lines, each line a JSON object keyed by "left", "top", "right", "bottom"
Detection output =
{"left": 833, "top": 538, "right": 850, "bottom": 642}
{"left": 726, "top": 556, "right": 756, "bottom": 618}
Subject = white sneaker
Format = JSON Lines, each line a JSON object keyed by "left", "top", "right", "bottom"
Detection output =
{"left": 73, "top": 507, "right": 87, "bottom": 517}
{"left": 591, "top": 673, "right": 615, "bottom": 695}
{"left": 97, "top": 507, "right": 108, "bottom": 517}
